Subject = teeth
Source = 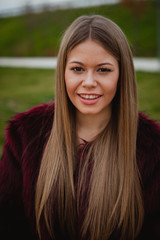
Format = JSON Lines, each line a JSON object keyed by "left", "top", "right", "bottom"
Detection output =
{"left": 79, "top": 94, "right": 99, "bottom": 99}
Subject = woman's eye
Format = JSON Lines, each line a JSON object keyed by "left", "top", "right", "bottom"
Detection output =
{"left": 71, "top": 67, "right": 84, "bottom": 72}
{"left": 98, "top": 68, "right": 111, "bottom": 72}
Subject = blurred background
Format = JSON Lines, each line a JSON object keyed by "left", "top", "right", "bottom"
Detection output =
{"left": 0, "top": 0, "right": 160, "bottom": 155}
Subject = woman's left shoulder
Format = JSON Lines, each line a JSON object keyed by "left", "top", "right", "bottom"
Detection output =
{"left": 137, "top": 112, "right": 160, "bottom": 151}
{"left": 137, "top": 114, "right": 160, "bottom": 231}
{"left": 138, "top": 112, "right": 160, "bottom": 134}
{"left": 137, "top": 112, "right": 160, "bottom": 184}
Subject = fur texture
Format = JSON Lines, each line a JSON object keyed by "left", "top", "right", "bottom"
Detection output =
{"left": 0, "top": 102, "right": 160, "bottom": 240}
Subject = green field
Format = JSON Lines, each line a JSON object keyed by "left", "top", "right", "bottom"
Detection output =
{"left": 0, "top": 67, "right": 159, "bottom": 156}
{"left": 0, "top": 0, "right": 158, "bottom": 57}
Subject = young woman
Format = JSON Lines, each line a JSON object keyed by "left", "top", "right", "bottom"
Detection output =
{"left": 0, "top": 15, "right": 160, "bottom": 240}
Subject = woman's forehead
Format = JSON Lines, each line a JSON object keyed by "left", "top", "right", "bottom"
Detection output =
{"left": 66, "top": 40, "right": 118, "bottom": 67}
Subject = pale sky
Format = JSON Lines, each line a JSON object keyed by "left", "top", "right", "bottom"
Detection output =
{"left": 0, "top": 0, "right": 119, "bottom": 16}
{"left": 0, "top": 0, "right": 70, "bottom": 11}
{"left": 0, "top": 0, "right": 119, "bottom": 11}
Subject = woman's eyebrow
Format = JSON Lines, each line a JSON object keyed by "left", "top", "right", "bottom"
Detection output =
{"left": 69, "top": 61, "right": 114, "bottom": 66}
{"left": 97, "top": 62, "right": 114, "bottom": 66}
{"left": 69, "top": 61, "right": 84, "bottom": 65}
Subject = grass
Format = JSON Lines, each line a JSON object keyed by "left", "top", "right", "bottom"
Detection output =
{"left": 136, "top": 71, "right": 160, "bottom": 121}
{"left": 0, "top": 67, "right": 160, "bottom": 157}
{"left": 0, "top": 0, "right": 158, "bottom": 57}
{"left": 0, "top": 67, "right": 55, "bottom": 156}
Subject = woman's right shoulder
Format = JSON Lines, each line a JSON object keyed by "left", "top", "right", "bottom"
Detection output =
{"left": 6, "top": 101, "right": 55, "bottom": 134}
{"left": 2, "top": 102, "right": 55, "bottom": 162}
{"left": 8, "top": 101, "right": 54, "bottom": 126}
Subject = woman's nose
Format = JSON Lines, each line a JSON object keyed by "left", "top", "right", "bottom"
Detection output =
{"left": 82, "top": 72, "right": 97, "bottom": 88}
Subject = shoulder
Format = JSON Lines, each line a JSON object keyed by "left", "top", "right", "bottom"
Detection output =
{"left": 137, "top": 112, "right": 160, "bottom": 167}
{"left": 137, "top": 112, "right": 160, "bottom": 180}
{"left": 137, "top": 113, "right": 160, "bottom": 214}
{"left": 3, "top": 102, "right": 55, "bottom": 162}
{"left": 137, "top": 112, "right": 160, "bottom": 160}
{"left": 138, "top": 112, "right": 160, "bottom": 139}
{"left": 6, "top": 102, "right": 54, "bottom": 135}
{"left": 8, "top": 101, "right": 54, "bottom": 128}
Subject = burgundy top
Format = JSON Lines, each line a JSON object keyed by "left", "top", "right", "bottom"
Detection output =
{"left": 0, "top": 102, "right": 160, "bottom": 240}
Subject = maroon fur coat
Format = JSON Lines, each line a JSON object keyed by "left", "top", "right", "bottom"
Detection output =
{"left": 0, "top": 102, "right": 160, "bottom": 240}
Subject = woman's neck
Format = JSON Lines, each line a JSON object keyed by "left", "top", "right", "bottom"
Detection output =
{"left": 76, "top": 110, "right": 111, "bottom": 144}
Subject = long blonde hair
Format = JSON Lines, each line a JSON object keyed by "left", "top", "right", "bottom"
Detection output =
{"left": 35, "top": 15, "right": 144, "bottom": 240}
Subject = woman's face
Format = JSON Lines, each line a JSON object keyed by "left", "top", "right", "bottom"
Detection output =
{"left": 65, "top": 40, "right": 119, "bottom": 118}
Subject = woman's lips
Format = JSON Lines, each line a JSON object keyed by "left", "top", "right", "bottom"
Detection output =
{"left": 78, "top": 93, "right": 102, "bottom": 104}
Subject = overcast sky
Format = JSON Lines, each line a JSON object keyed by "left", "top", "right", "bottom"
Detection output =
{"left": 0, "top": 0, "right": 70, "bottom": 10}
{"left": 0, "top": 0, "right": 119, "bottom": 17}
{"left": 0, "top": 0, "right": 119, "bottom": 11}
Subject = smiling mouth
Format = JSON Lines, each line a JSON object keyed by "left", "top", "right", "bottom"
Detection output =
{"left": 78, "top": 94, "right": 101, "bottom": 100}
